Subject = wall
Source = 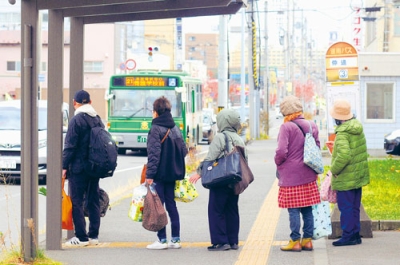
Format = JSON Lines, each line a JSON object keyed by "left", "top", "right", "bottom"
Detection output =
{"left": 359, "top": 53, "right": 400, "bottom": 154}
{"left": 15, "top": 87, "right": 108, "bottom": 120}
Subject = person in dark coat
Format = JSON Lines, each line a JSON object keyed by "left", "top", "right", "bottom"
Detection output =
{"left": 190, "top": 109, "right": 248, "bottom": 251}
{"left": 62, "top": 90, "right": 103, "bottom": 247}
{"left": 275, "top": 95, "right": 321, "bottom": 252}
{"left": 145, "top": 96, "right": 188, "bottom": 250}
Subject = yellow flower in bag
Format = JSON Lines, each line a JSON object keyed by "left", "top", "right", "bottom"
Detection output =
{"left": 174, "top": 176, "right": 199, "bottom": 203}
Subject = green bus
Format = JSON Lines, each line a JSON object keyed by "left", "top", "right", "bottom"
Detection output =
{"left": 107, "top": 70, "right": 204, "bottom": 154}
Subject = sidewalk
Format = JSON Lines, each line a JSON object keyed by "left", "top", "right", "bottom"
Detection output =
{"left": 44, "top": 138, "right": 400, "bottom": 265}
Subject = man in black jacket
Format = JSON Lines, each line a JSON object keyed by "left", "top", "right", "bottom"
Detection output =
{"left": 62, "top": 90, "right": 102, "bottom": 247}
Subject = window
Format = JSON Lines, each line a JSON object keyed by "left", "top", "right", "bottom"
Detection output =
{"left": 366, "top": 83, "right": 394, "bottom": 121}
{"left": 394, "top": 9, "right": 400, "bottom": 36}
{"left": 41, "top": 62, "right": 47, "bottom": 72}
{"left": 189, "top": 47, "right": 196, "bottom": 52}
{"left": 84, "top": 61, "right": 103, "bottom": 73}
{"left": 189, "top": 36, "right": 196, "bottom": 41}
{"left": 7, "top": 61, "right": 21, "bottom": 71}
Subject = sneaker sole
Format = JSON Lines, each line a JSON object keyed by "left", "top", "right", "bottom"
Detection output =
{"left": 168, "top": 245, "right": 181, "bottom": 249}
{"left": 146, "top": 247, "right": 168, "bottom": 250}
{"left": 65, "top": 242, "right": 89, "bottom": 247}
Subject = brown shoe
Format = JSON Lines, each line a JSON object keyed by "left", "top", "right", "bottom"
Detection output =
{"left": 280, "top": 240, "right": 301, "bottom": 252}
{"left": 301, "top": 238, "right": 313, "bottom": 251}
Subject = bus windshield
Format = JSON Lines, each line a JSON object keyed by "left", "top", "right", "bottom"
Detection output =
{"left": 110, "top": 89, "right": 182, "bottom": 118}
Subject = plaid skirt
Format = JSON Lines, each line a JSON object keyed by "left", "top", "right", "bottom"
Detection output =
{"left": 278, "top": 181, "right": 321, "bottom": 208}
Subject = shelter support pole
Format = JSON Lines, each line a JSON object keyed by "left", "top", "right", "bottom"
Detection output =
{"left": 21, "top": 0, "right": 39, "bottom": 261}
{"left": 46, "top": 9, "right": 64, "bottom": 250}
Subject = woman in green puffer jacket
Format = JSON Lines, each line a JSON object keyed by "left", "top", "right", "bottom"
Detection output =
{"left": 329, "top": 99, "right": 370, "bottom": 247}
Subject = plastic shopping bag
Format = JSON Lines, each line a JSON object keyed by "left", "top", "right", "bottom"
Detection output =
{"left": 62, "top": 177, "right": 73, "bottom": 230}
{"left": 142, "top": 184, "right": 168, "bottom": 232}
{"left": 312, "top": 201, "right": 332, "bottom": 240}
{"left": 128, "top": 184, "right": 148, "bottom": 222}
{"left": 320, "top": 171, "right": 337, "bottom": 203}
{"left": 174, "top": 176, "right": 199, "bottom": 203}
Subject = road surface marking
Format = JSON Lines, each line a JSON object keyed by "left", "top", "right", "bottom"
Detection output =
{"left": 235, "top": 179, "right": 280, "bottom": 265}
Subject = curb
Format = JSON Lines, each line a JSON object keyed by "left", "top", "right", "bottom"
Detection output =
{"left": 371, "top": 220, "right": 400, "bottom": 231}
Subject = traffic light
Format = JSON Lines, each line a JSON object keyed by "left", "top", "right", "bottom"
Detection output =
{"left": 148, "top": 46, "right": 159, "bottom": 62}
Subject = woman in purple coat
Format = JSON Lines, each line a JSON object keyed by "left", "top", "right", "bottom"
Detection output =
{"left": 274, "top": 95, "right": 321, "bottom": 252}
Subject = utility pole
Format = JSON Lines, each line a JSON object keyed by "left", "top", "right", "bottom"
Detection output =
{"left": 240, "top": 8, "right": 246, "bottom": 121}
{"left": 248, "top": 0, "right": 259, "bottom": 139}
{"left": 285, "top": 0, "right": 290, "bottom": 97}
{"left": 217, "top": 15, "right": 228, "bottom": 111}
{"left": 263, "top": 1, "right": 269, "bottom": 135}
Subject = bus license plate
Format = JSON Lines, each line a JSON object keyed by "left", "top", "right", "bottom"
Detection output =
{"left": 137, "top": 136, "right": 147, "bottom": 143}
{"left": 0, "top": 159, "right": 17, "bottom": 169}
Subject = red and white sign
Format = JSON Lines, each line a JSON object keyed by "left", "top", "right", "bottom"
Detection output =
{"left": 125, "top": 59, "right": 136, "bottom": 70}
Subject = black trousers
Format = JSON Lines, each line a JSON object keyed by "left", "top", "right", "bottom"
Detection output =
{"left": 208, "top": 187, "right": 239, "bottom": 245}
{"left": 68, "top": 172, "right": 100, "bottom": 241}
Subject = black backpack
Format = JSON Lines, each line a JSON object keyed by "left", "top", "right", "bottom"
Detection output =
{"left": 83, "top": 188, "right": 110, "bottom": 217}
{"left": 83, "top": 114, "right": 118, "bottom": 178}
{"left": 157, "top": 127, "right": 188, "bottom": 182}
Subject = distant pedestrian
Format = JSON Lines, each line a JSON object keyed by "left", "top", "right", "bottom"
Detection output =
{"left": 190, "top": 109, "right": 247, "bottom": 251}
{"left": 62, "top": 90, "right": 103, "bottom": 247}
{"left": 274, "top": 95, "right": 321, "bottom": 252}
{"left": 329, "top": 99, "right": 370, "bottom": 247}
{"left": 145, "top": 96, "right": 188, "bottom": 250}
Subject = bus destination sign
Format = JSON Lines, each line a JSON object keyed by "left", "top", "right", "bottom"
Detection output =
{"left": 123, "top": 77, "right": 176, "bottom": 87}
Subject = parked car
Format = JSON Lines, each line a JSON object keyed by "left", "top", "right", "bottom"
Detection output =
{"left": 384, "top": 129, "right": 400, "bottom": 156}
{"left": 202, "top": 109, "right": 217, "bottom": 144}
{"left": 275, "top": 104, "right": 283, "bottom": 119}
{"left": 0, "top": 100, "right": 69, "bottom": 184}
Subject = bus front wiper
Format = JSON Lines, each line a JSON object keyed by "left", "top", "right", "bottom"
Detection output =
{"left": 128, "top": 108, "right": 144, "bottom": 118}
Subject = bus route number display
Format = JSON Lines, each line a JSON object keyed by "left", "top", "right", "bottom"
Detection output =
{"left": 124, "top": 77, "right": 177, "bottom": 87}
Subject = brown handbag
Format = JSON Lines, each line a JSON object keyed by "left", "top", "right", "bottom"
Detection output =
{"left": 142, "top": 185, "right": 168, "bottom": 232}
{"left": 233, "top": 145, "right": 254, "bottom": 195}
{"left": 140, "top": 129, "right": 171, "bottom": 184}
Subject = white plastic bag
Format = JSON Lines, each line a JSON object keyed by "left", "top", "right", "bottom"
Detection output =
{"left": 128, "top": 184, "right": 148, "bottom": 222}
{"left": 312, "top": 201, "right": 332, "bottom": 239}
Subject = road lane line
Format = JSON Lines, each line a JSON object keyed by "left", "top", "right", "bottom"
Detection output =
{"left": 235, "top": 178, "right": 280, "bottom": 265}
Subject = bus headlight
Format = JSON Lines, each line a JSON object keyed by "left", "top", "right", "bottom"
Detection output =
{"left": 112, "top": 135, "right": 124, "bottom": 142}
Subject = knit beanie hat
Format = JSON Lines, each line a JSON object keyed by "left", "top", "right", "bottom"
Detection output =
{"left": 330, "top": 99, "right": 353, "bottom": 120}
{"left": 280, "top": 95, "right": 303, "bottom": 116}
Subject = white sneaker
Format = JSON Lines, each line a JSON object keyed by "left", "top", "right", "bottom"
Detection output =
{"left": 89, "top": 238, "right": 99, "bottom": 246}
{"left": 65, "top": 237, "right": 89, "bottom": 247}
{"left": 146, "top": 241, "right": 168, "bottom": 250}
{"left": 168, "top": 240, "right": 181, "bottom": 249}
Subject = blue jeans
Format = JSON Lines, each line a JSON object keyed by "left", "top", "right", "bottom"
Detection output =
{"left": 154, "top": 181, "right": 180, "bottom": 241}
{"left": 288, "top": 206, "right": 313, "bottom": 241}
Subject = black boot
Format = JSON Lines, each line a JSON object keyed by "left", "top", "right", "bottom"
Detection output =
{"left": 354, "top": 232, "right": 362, "bottom": 244}
{"left": 332, "top": 237, "right": 357, "bottom": 247}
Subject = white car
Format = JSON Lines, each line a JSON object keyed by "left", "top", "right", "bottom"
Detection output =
{"left": 275, "top": 105, "right": 283, "bottom": 119}
{"left": 202, "top": 109, "right": 217, "bottom": 144}
{"left": 0, "top": 100, "right": 69, "bottom": 184}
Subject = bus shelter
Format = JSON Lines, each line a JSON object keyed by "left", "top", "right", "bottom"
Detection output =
{"left": 19, "top": 0, "right": 245, "bottom": 260}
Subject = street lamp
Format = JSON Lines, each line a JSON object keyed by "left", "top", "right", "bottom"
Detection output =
{"left": 8, "top": 0, "right": 16, "bottom": 5}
